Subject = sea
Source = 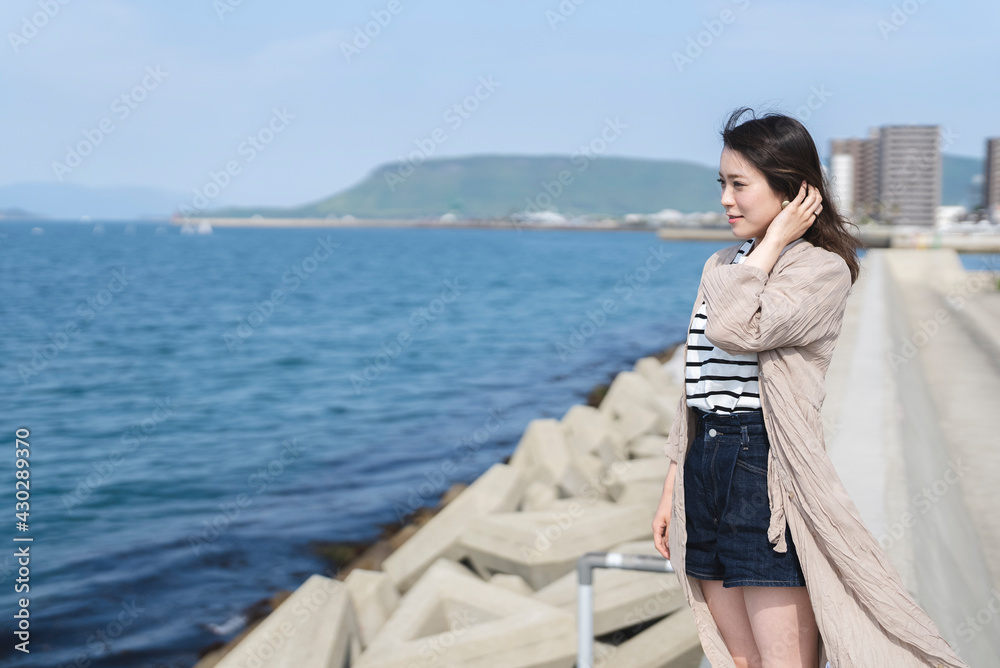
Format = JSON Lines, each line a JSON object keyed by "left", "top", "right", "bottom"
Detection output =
{"left": 0, "top": 220, "right": 721, "bottom": 667}
{"left": 0, "top": 220, "right": 995, "bottom": 667}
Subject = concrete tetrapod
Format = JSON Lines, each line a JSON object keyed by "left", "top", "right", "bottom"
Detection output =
{"left": 381, "top": 462, "right": 526, "bottom": 594}
{"left": 458, "top": 502, "right": 654, "bottom": 590}
{"left": 356, "top": 557, "right": 577, "bottom": 668}
{"left": 213, "top": 574, "right": 361, "bottom": 668}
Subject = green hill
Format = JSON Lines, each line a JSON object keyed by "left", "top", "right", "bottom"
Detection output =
{"left": 209, "top": 152, "right": 984, "bottom": 219}
{"left": 214, "top": 155, "right": 723, "bottom": 219}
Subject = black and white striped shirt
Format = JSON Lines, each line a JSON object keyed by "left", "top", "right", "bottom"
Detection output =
{"left": 685, "top": 237, "right": 804, "bottom": 414}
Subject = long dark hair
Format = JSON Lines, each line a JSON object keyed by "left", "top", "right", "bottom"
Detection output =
{"left": 720, "top": 107, "right": 862, "bottom": 285}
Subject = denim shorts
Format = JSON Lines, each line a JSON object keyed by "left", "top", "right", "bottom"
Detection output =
{"left": 684, "top": 406, "right": 807, "bottom": 588}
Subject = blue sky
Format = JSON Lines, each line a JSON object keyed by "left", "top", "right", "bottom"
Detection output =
{"left": 1, "top": 0, "right": 996, "bottom": 208}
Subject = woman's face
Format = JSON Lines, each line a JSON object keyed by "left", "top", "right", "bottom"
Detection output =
{"left": 718, "top": 147, "right": 784, "bottom": 244}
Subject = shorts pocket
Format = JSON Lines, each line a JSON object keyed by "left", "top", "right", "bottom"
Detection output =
{"left": 735, "top": 425, "right": 768, "bottom": 476}
{"left": 735, "top": 458, "right": 768, "bottom": 476}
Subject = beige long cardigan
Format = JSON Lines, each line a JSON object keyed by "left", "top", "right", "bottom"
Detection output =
{"left": 662, "top": 239, "right": 970, "bottom": 668}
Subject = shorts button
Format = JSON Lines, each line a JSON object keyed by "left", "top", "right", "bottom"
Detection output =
{"left": 708, "top": 428, "right": 717, "bottom": 437}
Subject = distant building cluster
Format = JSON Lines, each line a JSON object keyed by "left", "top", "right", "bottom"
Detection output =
{"left": 831, "top": 127, "right": 1000, "bottom": 227}
{"left": 622, "top": 210, "right": 725, "bottom": 227}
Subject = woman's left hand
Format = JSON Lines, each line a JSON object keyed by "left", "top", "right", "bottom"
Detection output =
{"left": 766, "top": 180, "right": 823, "bottom": 246}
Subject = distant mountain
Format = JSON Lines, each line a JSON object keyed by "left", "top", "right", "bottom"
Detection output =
{"left": 0, "top": 183, "right": 185, "bottom": 220}
{"left": 210, "top": 153, "right": 987, "bottom": 220}
{"left": 0, "top": 207, "right": 41, "bottom": 219}
{"left": 213, "top": 155, "right": 725, "bottom": 219}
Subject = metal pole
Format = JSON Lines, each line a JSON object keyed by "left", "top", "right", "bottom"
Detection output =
{"left": 577, "top": 552, "right": 675, "bottom": 667}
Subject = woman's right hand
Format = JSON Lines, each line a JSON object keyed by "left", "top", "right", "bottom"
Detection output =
{"left": 766, "top": 180, "right": 823, "bottom": 247}
{"left": 652, "top": 461, "right": 677, "bottom": 560}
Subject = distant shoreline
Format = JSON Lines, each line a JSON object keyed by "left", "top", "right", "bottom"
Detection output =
{"left": 169, "top": 218, "right": 1000, "bottom": 251}
{"left": 172, "top": 217, "right": 648, "bottom": 231}
{"left": 170, "top": 217, "right": 750, "bottom": 239}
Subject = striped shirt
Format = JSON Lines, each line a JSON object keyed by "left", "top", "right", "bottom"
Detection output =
{"left": 685, "top": 237, "right": 805, "bottom": 414}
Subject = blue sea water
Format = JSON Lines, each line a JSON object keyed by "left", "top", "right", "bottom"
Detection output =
{"left": 959, "top": 252, "right": 1000, "bottom": 272}
{"left": 0, "top": 221, "right": 726, "bottom": 667}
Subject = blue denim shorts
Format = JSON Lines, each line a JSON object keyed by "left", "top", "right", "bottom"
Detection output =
{"left": 684, "top": 406, "right": 807, "bottom": 588}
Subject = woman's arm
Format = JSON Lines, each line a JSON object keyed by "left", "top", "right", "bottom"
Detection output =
{"left": 653, "top": 459, "right": 677, "bottom": 559}
{"left": 700, "top": 252, "right": 852, "bottom": 354}
{"left": 742, "top": 234, "right": 785, "bottom": 276}
{"left": 662, "top": 390, "right": 686, "bottom": 463}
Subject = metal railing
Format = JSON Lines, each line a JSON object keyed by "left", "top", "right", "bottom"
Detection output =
{"left": 576, "top": 551, "right": 675, "bottom": 668}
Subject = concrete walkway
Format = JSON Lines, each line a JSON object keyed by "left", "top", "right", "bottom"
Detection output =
{"left": 823, "top": 248, "right": 1000, "bottom": 667}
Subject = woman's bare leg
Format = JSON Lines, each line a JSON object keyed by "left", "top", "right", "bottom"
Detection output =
{"left": 701, "top": 579, "right": 763, "bottom": 668}
{"left": 742, "top": 585, "right": 818, "bottom": 668}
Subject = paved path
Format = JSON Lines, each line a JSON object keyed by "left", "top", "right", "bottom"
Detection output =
{"left": 828, "top": 249, "right": 1000, "bottom": 667}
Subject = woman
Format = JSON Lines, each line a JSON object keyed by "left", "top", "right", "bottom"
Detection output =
{"left": 651, "top": 108, "right": 970, "bottom": 668}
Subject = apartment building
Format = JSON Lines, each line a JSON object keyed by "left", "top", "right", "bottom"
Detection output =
{"left": 830, "top": 124, "right": 941, "bottom": 226}
{"left": 830, "top": 131, "right": 879, "bottom": 220}
{"left": 876, "top": 125, "right": 940, "bottom": 227}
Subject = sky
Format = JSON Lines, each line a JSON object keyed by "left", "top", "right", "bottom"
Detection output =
{"left": 0, "top": 0, "right": 997, "bottom": 209}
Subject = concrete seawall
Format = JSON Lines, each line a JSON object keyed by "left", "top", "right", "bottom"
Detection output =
{"left": 195, "top": 248, "right": 999, "bottom": 668}
{"left": 822, "top": 249, "right": 1000, "bottom": 667}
